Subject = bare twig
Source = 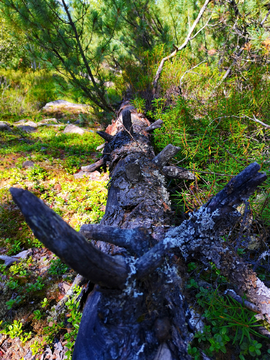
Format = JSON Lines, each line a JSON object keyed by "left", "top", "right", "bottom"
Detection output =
{"left": 152, "top": 0, "right": 211, "bottom": 93}
{"left": 190, "top": 13, "right": 213, "bottom": 40}
{"left": 209, "top": 114, "right": 270, "bottom": 130}
{"left": 250, "top": 114, "right": 270, "bottom": 129}
{"left": 179, "top": 60, "right": 206, "bottom": 88}
{"left": 261, "top": 9, "right": 270, "bottom": 26}
{"left": 224, "top": 289, "right": 260, "bottom": 313}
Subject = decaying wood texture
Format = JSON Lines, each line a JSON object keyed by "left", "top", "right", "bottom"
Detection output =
{"left": 10, "top": 104, "right": 269, "bottom": 360}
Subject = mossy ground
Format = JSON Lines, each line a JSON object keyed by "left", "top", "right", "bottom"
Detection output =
{"left": 0, "top": 88, "right": 109, "bottom": 358}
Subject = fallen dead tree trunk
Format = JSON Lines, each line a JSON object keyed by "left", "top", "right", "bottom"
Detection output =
{"left": 10, "top": 104, "right": 268, "bottom": 360}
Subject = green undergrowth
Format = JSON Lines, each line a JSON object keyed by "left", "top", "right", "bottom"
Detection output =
{"left": 186, "top": 262, "right": 270, "bottom": 360}
{"left": 140, "top": 51, "right": 270, "bottom": 359}
{"left": 150, "top": 60, "right": 270, "bottom": 223}
{"left": 0, "top": 69, "right": 91, "bottom": 122}
{"left": 0, "top": 88, "right": 108, "bottom": 356}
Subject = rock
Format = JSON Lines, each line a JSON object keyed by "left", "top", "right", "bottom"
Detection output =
{"left": 38, "top": 118, "right": 58, "bottom": 124}
{"left": 63, "top": 124, "right": 85, "bottom": 135}
{"left": 74, "top": 170, "right": 109, "bottom": 181}
{"left": 14, "top": 119, "right": 28, "bottom": 124}
{"left": 23, "top": 121, "right": 38, "bottom": 127}
{"left": 42, "top": 100, "right": 87, "bottom": 110}
{"left": 22, "top": 160, "right": 35, "bottom": 168}
{"left": 0, "top": 249, "right": 32, "bottom": 267}
{"left": 16, "top": 125, "right": 36, "bottom": 133}
{"left": 74, "top": 170, "right": 88, "bottom": 179}
{"left": 38, "top": 118, "right": 62, "bottom": 127}
{"left": 14, "top": 120, "right": 38, "bottom": 128}
{"left": 0, "top": 121, "right": 11, "bottom": 131}
{"left": 88, "top": 170, "right": 102, "bottom": 181}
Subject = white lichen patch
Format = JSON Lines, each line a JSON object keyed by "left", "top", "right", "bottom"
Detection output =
{"left": 188, "top": 309, "right": 205, "bottom": 334}
{"left": 162, "top": 259, "right": 178, "bottom": 284}
{"left": 162, "top": 208, "right": 221, "bottom": 258}
{"left": 152, "top": 170, "right": 171, "bottom": 205}
{"left": 122, "top": 256, "right": 143, "bottom": 297}
{"left": 256, "top": 278, "right": 270, "bottom": 298}
{"left": 136, "top": 343, "right": 145, "bottom": 356}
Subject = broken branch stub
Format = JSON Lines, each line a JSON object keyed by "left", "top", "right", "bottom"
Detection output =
{"left": 145, "top": 119, "right": 163, "bottom": 132}
{"left": 80, "top": 224, "right": 152, "bottom": 256}
{"left": 96, "top": 131, "right": 114, "bottom": 142}
{"left": 122, "top": 108, "right": 133, "bottom": 134}
{"left": 9, "top": 187, "right": 128, "bottom": 289}
{"left": 162, "top": 165, "right": 195, "bottom": 180}
{"left": 152, "top": 144, "right": 181, "bottom": 168}
{"left": 81, "top": 158, "right": 104, "bottom": 172}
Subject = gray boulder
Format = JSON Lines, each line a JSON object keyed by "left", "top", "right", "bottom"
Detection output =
{"left": 22, "top": 160, "right": 35, "bottom": 168}
{"left": 0, "top": 121, "right": 11, "bottom": 131}
{"left": 16, "top": 125, "right": 36, "bottom": 133}
{"left": 42, "top": 100, "right": 87, "bottom": 110}
{"left": 63, "top": 124, "right": 85, "bottom": 135}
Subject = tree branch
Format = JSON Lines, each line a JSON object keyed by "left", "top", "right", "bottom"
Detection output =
{"left": 152, "top": 144, "right": 181, "bottom": 168}
{"left": 152, "top": 0, "right": 211, "bottom": 93}
{"left": 9, "top": 188, "right": 128, "bottom": 289}
{"left": 80, "top": 224, "right": 152, "bottom": 256}
{"left": 134, "top": 163, "right": 270, "bottom": 321}
{"left": 162, "top": 165, "right": 195, "bottom": 180}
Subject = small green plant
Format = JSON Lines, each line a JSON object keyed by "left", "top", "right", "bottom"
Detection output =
{"left": 7, "top": 239, "right": 22, "bottom": 255}
{"left": 188, "top": 344, "right": 201, "bottom": 360}
{"left": 27, "top": 165, "right": 48, "bottom": 181}
{"left": 6, "top": 295, "right": 23, "bottom": 309}
{"left": 187, "top": 278, "right": 199, "bottom": 289}
{"left": 26, "top": 276, "right": 44, "bottom": 293}
{"left": 33, "top": 309, "right": 43, "bottom": 320}
{"left": 48, "top": 257, "right": 69, "bottom": 277}
{"left": 9, "top": 261, "right": 28, "bottom": 276}
{"left": 43, "top": 320, "right": 65, "bottom": 344}
{"left": 41, "top": 297, "right": 49, "bottom": 308}
{"left": 0, "top": 319, "right": 32, "bottom": 344}
{"left": 189, "top": 287, "right": 266, "bottom": 359}
{"left": 64, "top": 285, "right": 82, "bottom": 360}
{"left": 188, "top": 262, "right": 197, "bottom": 272}
{"left": 30, "top": 339, "right": 44, "bottom": 355}
{"left": 130, "top": 97, "right": 146, "bottom": 113}
{"left": 6, "top": 277, "right": 20, "bottom": 290}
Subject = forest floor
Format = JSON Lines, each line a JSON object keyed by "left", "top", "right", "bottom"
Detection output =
{"left": 0, "top": 102, "right": 109, "bottom": 359}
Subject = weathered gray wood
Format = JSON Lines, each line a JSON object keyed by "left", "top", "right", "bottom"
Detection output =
{"left": 162, "top": 165, "right": 195, "bottom": 180}
{"left": 145, "top": 119, "right": 163, "bottom": 132}
{"left": 80, "top": 224, "right": 152, "bottom": 256}
{"left": 152, "top": 144, "right": 181, "bottom": 168}
{"left": 81, "top": 158, "right": 104, "bottom": 172}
